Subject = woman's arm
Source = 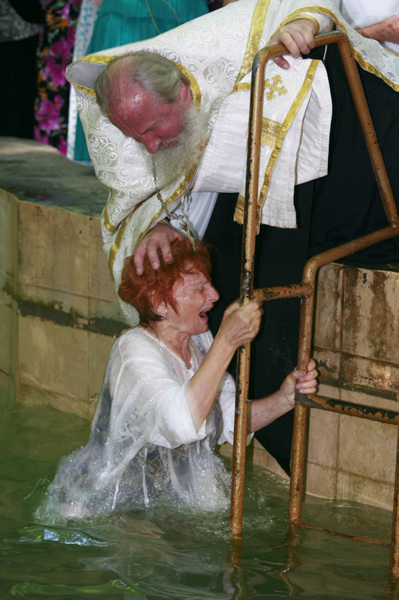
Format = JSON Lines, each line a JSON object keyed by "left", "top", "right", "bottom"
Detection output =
{"left": 111, "top": 333, "right": 212, "bottom": 448}
{"left": 247, "top": 359, "right": 318, "bottom": 433}
{"left": 185, "top": 300, "right": 263, "bottom": 430}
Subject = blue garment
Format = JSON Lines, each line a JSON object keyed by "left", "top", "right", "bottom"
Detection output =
{"left": 73, "top": 0, "right": 209, "bottom": 163}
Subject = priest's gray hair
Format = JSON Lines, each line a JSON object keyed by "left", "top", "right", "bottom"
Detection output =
{"left": 95, "top": 50, "right": 190, "bottom": 114}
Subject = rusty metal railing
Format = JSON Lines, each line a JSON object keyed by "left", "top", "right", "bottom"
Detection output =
{"left": 230, "top": 31, "right": 399, "bottom": 580}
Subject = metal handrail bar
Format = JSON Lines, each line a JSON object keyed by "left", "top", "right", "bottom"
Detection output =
{"left": 300, "top": 522, "right": 391, "bottom": 548}
{"left": 253, "top": 224, "right": 399, "bottom": 303}
{"left": 230, "top": 30, "right": 399, "bottom": 582}
{"left": 298, "top": 393, "right": 399, "bottom": 425}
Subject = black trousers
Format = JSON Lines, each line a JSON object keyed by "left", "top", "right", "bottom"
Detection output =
{"left": 204, "top": 45, "right": 399, "bottom": 475}
{"left": 0, "top": 35, "right": 40, "bottom": 139}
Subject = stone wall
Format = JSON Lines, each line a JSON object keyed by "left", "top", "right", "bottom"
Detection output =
{"left": 0, "top": 139, "right": 128, "bottom": 417}
{"left": 308, "top": 261, "right": 399, "bottom": 509}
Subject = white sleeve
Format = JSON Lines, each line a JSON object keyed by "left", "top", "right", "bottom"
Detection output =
{"left": 169, "top": 191, "right": 219, "bottom": 240}
{"left": 337, "top": 1, "right": 399, "bottom": 29}
{"left": 291, "top": 11, "right": 333, "bottom": 34}
{"left": 109, "top": 342, "right": 206, "bottom": 449}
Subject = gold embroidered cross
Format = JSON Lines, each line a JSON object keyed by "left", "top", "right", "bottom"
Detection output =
{"left": 264, "top": 75, "right": 287, "bottom": 101}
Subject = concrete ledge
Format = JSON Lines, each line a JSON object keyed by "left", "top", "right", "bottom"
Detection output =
{"left": 0, "top": 137, "right": 106, "bottom": 216}
{"left": 0, "top": 137, "right": 128, "bottom": 417}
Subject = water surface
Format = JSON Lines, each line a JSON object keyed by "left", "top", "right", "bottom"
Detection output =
{"left": 0, "top": 401, "right": 394, "bottom": 599}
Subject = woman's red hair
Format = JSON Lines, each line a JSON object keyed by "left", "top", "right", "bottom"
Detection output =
{"left": 118, "top": 238, "right": 212, "bottom": 327}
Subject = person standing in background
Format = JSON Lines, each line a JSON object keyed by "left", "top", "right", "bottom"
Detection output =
{"left": 34, "top": 0, "right": 82, "bottom": 154}
{"left": 0, "top": 0, "right": 45, "bottom": 139}
{"left": 72, "top": 0, "right": 209, "bottom": 163}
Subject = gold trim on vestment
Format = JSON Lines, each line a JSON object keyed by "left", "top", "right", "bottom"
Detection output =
{"left": 385, "top": 46, "right": 399, "bottom": 57}
{"left": 261, "top": 118, "right": 282, "bottom": 147}
{"left": 234, "top": 0, "right": 271, "bottom": 87}
{"left": 264, "top": 75, "right": 287, "bottom": 100}
{"left": 273, "top": 7, "right": 328, "bottom": 37}
{"left": 289, "top": 14, "right": 320, "bottom": 34}
{"left": 103, "top": 191, "right": 118, "bottom": 233}
{"left": 235, "top": 79, "right": 287, "bottom": 100}
{"left": 175, "top": 62, "right": 202, "bottom": 106}
{"left": 67, "top": 54, "right": 115, "bottom": 96}
{"left": 331, "top": 13, "right": 399, "bottom": 91}
{"left": 234, "top": 82, "right": 251, "bottom": 93}
{"left": 81, "top": 54, "right": 115, "bottom": 64}
{"left": 237, "top": 193, "right": 245, "bottom": 212}
{"left": 108, "top": 213, "right": 131, "bottom": 276}
{"left": 234, "top": 60, "right": 319, "bottom": 224}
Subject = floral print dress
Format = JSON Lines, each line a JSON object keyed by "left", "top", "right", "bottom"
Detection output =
{"left": 34, "top": 0, "right": 82, "bottom": 154}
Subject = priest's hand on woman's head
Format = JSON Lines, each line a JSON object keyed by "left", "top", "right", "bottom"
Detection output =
{"left": 133, "top": 221, "right": 184, "bottom": 275}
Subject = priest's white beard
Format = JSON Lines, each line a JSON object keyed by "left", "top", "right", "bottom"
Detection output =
{"left": 152, "top": 105, "right": 208, "bottom": 188}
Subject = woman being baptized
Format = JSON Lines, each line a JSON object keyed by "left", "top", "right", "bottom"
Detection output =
{"left": 36, "top": 239, "right": 317, "bottom": 521}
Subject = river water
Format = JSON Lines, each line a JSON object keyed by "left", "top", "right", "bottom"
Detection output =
{"left": 0, "top": 399, "right": 395, "bottom": 599}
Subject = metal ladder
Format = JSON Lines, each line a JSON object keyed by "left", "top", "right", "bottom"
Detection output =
{"left": 229, "top": 31, "right": 399, "bottom": 580}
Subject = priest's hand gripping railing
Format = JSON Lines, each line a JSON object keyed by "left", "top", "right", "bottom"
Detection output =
{"left": 230, "top": 31, "right": 399, "bottom": 581}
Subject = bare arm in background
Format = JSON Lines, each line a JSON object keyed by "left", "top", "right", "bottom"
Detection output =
{"left": 357, "top": 14, "right": 399, "bottom": 44}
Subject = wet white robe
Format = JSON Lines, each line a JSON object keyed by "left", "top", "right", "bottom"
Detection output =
{"left": 36, "top": 328, "right": 242, "bottom": 521}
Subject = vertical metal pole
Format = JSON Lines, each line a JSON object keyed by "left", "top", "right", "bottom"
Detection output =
{"left": 227, "top": 536, "right": 247, "bottom": 599}
{"left": 230, "top": 344, "right": 252, "bottom": 536}
{"left": 336, "top": 36, "right": 399, "bottom": 226}
{"left": 288, "top": 289, "right": 315, "bottom": 524}
{"left": 288, "top": 403, "right": 308, "bottom": 523}
{"left": 230, "top": 50, "right": 266, "bottom": 535}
